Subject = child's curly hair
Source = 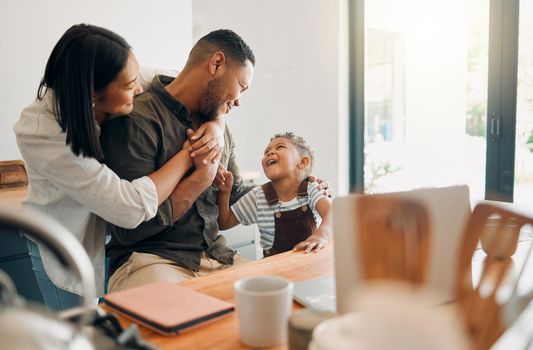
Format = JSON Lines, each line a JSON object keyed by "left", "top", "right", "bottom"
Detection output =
{"left": 270, "top": 132, "right": 315, "bottom": 172}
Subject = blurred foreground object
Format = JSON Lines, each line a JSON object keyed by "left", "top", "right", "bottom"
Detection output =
{"left": 310, "top": 283, "right": 470, "bottom": 350}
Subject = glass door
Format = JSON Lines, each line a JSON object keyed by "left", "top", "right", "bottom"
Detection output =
{"left": 363, "top": 0, "right": 490, "bottom": 203}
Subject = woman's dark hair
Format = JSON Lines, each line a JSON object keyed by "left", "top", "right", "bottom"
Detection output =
{"left": 38, "top": 24, "right": 131, "bottom": 160}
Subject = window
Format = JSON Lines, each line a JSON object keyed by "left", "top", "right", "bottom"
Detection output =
{"left": 350, "top": 0, "right": 527, "bottom": 206}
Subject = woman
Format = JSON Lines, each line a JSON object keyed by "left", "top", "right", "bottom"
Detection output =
{"left": 14, "top": 24, "right": 224, "bottom": 310}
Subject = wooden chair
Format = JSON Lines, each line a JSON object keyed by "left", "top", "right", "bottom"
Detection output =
{"left": 355, "top": 195, "right": 431, "bottom": 285}
{"left": 0, "top": 160, "right": 28, "bottom": 190}
{"left": 455, "top": 203, "right": 533, "bottom": 350}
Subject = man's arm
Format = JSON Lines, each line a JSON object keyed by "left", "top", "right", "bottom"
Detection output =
{"left": 168, "top": 127, "right": 222, "bottom": 221}
{"left": 101, "top": 115, "right": 176, "bottom": 245}
{"left": 169, "top": 159, "right": 219, "bottom": 222}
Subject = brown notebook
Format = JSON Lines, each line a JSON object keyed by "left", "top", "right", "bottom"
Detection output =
{"left": 104, "top": 281, "right": 234, "bottom": 335}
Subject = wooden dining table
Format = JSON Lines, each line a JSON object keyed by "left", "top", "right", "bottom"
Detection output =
{"left": 3, "top": 188, "right": 533, "bottom": 349}
{"left": 103, "top": 236, "right": 532, "bottom": 350}
{"left": 0, "top": 187, "right": 26, "bottom": 209}
{"left": 101, "top": 246, "right": 334, "bottom": 350}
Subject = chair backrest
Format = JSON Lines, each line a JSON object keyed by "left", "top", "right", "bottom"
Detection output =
{"left": 0, "top": 160, "right": 28, "bottom": 190}
{"left": 455, "top": 203, "right": 533, "bottom": 350}
{"left": 356, "top": 195, "right": 431, "bottom": 285}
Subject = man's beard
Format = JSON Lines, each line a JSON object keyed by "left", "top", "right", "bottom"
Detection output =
{"left": 198, "top": 77, "right": 225, "bottom": 123}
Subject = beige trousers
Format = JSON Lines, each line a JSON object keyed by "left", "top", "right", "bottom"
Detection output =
{"left": 108, "top": 251, "right": 249, "bottom": 293}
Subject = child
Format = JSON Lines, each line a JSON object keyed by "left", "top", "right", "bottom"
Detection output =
{"left": 217, "top": 132, "right": 332, "bottom": 257}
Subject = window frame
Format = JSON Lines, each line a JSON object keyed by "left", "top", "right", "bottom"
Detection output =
{"left": 348, "top": 0, "right": 521, "bottom": 202}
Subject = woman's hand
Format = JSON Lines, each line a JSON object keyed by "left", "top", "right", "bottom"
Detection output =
{"left": 181, "top": 139, "right": 191, "bottom": 152}
{"left": 187, "top": 120, "right": 225, "bottom": 164}
{"left": 179, "top": 139, "right": 193, "bottom": 166}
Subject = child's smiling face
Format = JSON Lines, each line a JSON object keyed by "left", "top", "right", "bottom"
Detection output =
{"left": 262, "top": 137, "right": 305, "bottom": 181}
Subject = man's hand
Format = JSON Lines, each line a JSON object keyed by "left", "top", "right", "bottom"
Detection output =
{"left": 187, "top": 120, "right": 225, "bottom": 164}
{"left": 214, "top": 165, "right": 234, "bottom": 193}
{"left": 187, "top": 129, "right": 222, "bottom": 168}
{"left": 308, "top": 175, "right": 332, "bottom": 198}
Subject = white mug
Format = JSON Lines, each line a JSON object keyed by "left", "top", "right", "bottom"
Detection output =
{"left": 234, "top": 275, "right": 294, "bottom": 348}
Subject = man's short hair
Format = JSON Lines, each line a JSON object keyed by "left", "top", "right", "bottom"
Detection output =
{"left": 188, "top": 29, "right": 255, "bottom": 67}
{"left": 271, "top": 132, "right": 314, "bottom": 172}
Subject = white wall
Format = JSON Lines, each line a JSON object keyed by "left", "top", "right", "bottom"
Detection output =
{"left": 193, "top": 0, "right": 349, "bottom": 194}
{"left": 0, "top": 0, "right": 192, "bottom": 160}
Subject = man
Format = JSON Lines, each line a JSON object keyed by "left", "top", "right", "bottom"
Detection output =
{"left": 101, "top": 29, "right": 255, "bottom": 292}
